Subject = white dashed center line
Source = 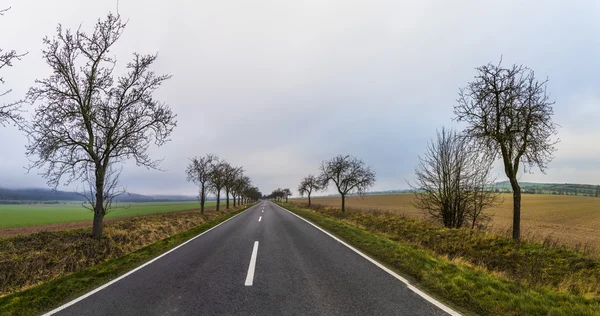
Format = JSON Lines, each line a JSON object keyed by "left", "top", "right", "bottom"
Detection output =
{"left": 244, "top": 241, "right": 259, "bottom": 286}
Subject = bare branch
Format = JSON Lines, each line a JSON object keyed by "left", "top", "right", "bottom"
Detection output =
{"left": 409, "top": 127, "right": 499, "bottom": 229}
{"left": 25, "top": 13, "right": 176, "bottom": 239}
{"left": 319, "top": 154, "right": 376, "bottom": 211}
{"left": 453, "top": 58, "right": 558, "bottom": 239}
{"left": 0, "top": 7, "right": 27, "bottom": 126}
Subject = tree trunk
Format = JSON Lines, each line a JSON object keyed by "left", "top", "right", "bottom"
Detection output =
{"left": 226, "top": 188, "right": 230, "bottom": 209}
{"left": 200, "top": 185, "right": 205, "bottom": 215}
{"left": 509, "top": 177, "right": 521, "bottom": 240}
{"left": 216, "top": 191, "right": 221, "bottom": 211}
{"left": 92, "top": 211, "right": 104, "bottom": 239}
{"left": 92, "top": 170, "right": 105, "bottom": 240}
{"left": 308, "top": 193, "right": 311, "bottom": 207}
{"left": 341, "top": 194, "right": 346, "bottom": 212}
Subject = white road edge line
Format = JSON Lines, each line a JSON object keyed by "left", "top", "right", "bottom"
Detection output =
{"left": 258, "top": 216, "right": 262, "bottom": 222}
{"left": 43, "top": 205, "right": 257, "bottom": 316}
{"left": 245, "top": 241, "right": 259, "bottom": 286}
{"left": 273, "top": 203, "right": 461, "bottom": 316}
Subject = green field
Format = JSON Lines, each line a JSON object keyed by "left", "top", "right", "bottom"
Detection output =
{"left": 0, "top": 201, "right": 215, "bottom": 228}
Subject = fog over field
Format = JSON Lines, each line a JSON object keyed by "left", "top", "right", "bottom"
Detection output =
{"left": 0, "top": 0, "right": 598, "bottom": 195}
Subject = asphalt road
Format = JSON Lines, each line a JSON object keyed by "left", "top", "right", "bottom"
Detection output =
{"left": 50, "top": 201, "right": 456, "bottom": 316}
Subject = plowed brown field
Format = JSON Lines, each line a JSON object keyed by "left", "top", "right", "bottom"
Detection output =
{"left": 294, "top": 194, "right": 600, "bottom": 253}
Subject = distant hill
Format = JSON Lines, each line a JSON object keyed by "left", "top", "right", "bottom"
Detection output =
{"left": 0, "top": 187, "right": 197, "bottom": 204}
{"left": 315, "top": 182, "right": 600, "bottom": 198}
{"left": 494, "top": 181, "right": 600, "bottom": 197}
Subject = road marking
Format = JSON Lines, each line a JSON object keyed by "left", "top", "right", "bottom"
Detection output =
{"left": 262, "top": 210, "right": 264, "bottom": 213}
{"left": 245, "top": 241, "right": 259, "bottom": 286}
{"left": 258, "top": 216, "right": 262, "bottom": 222}
{"left": 43, "top": 205, "right": 258, "bottom": 316}
{"left": 272, "top": 203, "right": 461, "bottom": 316}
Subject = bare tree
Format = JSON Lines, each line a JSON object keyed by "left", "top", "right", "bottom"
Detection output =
{"left": 209, "top": 160, "right": 228, "bottom": 211}
{"left": 282, "top": 188, "right": 292, "bottom": 203}
{"left": 25, "top": 13, "right": 177, "bottom": 239}
{"left": 186, "top": 154, "right": 217, "bottom": 215}
{"left": 454, "top": 58, "right": 558, "bottom": 240}
{"left": 298, "top": 175, "right": 322, "bottom": 207}
{"left": 467, "top": 161, "right": 499, "bottom": 230}
{"left": 243, "top": 186, "right": 262, "bottom": 202}
{"left": 319, "top": 154, "right": 376, "bottom": 212}
{"left": 80, "top": 162, "right": 127, "bottom": 215}
{"left": 267, "top": 188, "right": 286, "bottom": 202}
{"left": 0, "top": 7, "right": 27, "bottom": 126}
{"left": 223, "top": 163, "right": 241, "bottom": 209}
{"left": 410, "top": 128, "right": 498, "bottom": 229}
{"left": 232, "top": 173, "right": 249, "bottom": 207}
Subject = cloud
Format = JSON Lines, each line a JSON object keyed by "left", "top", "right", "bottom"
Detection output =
{"left": 0, "top": 0, "right": 599, "bottom": 196}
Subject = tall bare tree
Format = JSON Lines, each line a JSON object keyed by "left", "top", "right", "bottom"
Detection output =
{"left": 243, "top": 186, "right": 262, "bottom": 202}
{"left": 25, "top": 13, "right": 177, "bottom": 239}
{"left": 298, "top": 175, "right": 322, "bottom": 207}
{"left": 274, "top": 188, "right": 285, "bottom": 202}
{"left": 209, "top": 160, "right": 228, "bottom": 211}
{"left": 223, "top": 163, "right": 241, "bottom": 209}
{"left": 454, "top": 59, "right": 558, "bottom": 240}
{"left": 410, "top": 128, "right": 498, "bottom": 229}
{"left": 186, "top": 154, "right": 217, "bottom": 215}
{"left": 232, "top": 173, "right": 249, "bottom": 207}
{"left": 0, "top": 7, "right": 26, "bottom": 126}
{"left": 282, "top": 188, "right": 292, "bottom": 203}
{"left": 319, "top": 154, "right": 376, "bottom": 212}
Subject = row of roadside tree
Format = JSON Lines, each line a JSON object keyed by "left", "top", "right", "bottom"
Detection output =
{"left": 186, "top": 154, "right": 261, "bottom": 214}
{"left": 292, "top": 59, "right": 559, "bottom": 241}
{"left": 295, "top": 154, "right": 376, "bottom": 212}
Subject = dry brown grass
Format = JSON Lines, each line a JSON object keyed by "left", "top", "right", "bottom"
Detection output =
{"left": 283, "top": 203, "right": 600, "bottom": 313}
{"left": 296, "top": 193, "right": 600, "bottom": 254}
{"left": 0, "top": 207, "right": 234, "bottom": 296}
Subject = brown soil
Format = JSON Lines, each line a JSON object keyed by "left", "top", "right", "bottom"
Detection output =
{"left": 295, "top": 193, "right": 600, "bottom": 254}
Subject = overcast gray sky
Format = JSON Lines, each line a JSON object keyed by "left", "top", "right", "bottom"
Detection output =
{"left": 0, "top": 0, "right": 599, "bottom": 196}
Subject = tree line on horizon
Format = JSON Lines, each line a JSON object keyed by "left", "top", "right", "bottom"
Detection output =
{"left": 186, "top": 154, "right": 261, "bottom": 215}
{"left": 292, "top": 154, "right": 376, "bottom": 212}
{"left": 266, "top": 188, "right": 292, "bottom": 202}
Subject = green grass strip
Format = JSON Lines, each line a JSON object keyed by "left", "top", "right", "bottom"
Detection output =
{"left": 0, "top": 205, "right": 253, "bottom": 316}
{"left": 280, "top": 203, "right": 600, "bottom": 316}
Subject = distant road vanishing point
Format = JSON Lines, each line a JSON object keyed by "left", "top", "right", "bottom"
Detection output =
{"left": 45, "top": 201, "right": 459, "bottom": 316}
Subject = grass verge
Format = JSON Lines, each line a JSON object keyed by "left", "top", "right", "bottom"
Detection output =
{"left": 0, "top": 204, "right": 253, "bottom": 316}
{"left": 279, "top": 203, "right": 600, "bottom": 316}
{"left": 0, "top": 201, "right": 217, "bottom": 228}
